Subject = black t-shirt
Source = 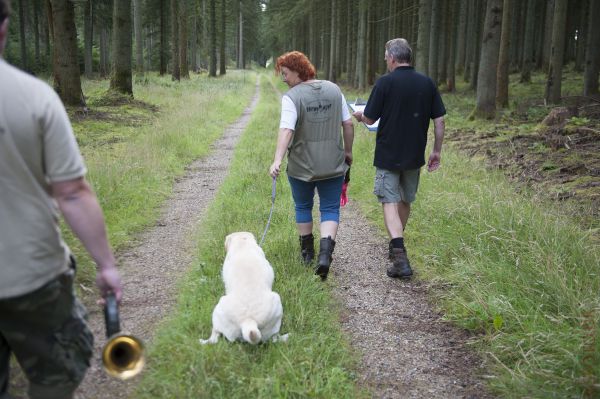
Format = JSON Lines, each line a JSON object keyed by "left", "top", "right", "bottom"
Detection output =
{"left": 363, "top": 66, "right": 446, "bottom": 171}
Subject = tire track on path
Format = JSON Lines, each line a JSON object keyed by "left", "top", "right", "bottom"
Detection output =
{"left": 75, "top": 78, "right": 260, "bottom": 399}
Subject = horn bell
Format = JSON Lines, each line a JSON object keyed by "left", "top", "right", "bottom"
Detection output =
{"left": 102, "top": 333, "right": 145, "bottom": 380}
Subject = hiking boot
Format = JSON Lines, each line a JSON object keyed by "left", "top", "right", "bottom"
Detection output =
{"left": 299, "top": 234, "right": 315, "bottom": 265}
{"left": 315, "top": 236, "right": 335, "bottom": 280}
{"left": 387, "top": 247, "right": 413, "bottom": 279}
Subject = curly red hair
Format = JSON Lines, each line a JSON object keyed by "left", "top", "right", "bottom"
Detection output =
{"left": 275, "top": 51, "right": 316, "bottom": 81}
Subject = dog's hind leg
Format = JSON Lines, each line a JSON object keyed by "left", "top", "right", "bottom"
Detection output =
{"left": 199, "top": 329, "right": 221, "bottom": 345}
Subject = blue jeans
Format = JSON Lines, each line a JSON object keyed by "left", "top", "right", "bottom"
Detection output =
{"left": 288, "top": 175, "right": 344, "bottom": 224}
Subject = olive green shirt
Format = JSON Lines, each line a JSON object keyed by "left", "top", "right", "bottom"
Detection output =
{"left": 0, "top": 58, "right": 86, "bottom": 299}
{"left": 285, "top": 80, "right": 348, "bottom": 182}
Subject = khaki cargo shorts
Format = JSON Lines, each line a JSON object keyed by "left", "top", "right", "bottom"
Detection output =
{"left": 0, "top": 266, "right": 93, "bottom": 399}
{"left": 373, "top": 167, "right": 421, "bottom": 203}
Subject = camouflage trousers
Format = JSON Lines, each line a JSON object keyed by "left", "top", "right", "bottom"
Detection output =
{"left": 0, "top": 267, "right": 93, "bottom": 399}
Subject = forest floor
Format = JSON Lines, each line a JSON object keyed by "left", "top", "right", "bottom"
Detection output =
{"left": 447, "top": 98, "right": 600, "bottom": 234}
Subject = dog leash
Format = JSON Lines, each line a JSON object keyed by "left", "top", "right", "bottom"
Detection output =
{"left": 259, "top": 177, "right": 277, "bottom": 247}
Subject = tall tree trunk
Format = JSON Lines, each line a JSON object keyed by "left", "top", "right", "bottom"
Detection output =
{"left": 472, "top": 0, "right": 502, "bottom": 119}
{"left": 416, "top": 0, "right": 431, "bottom": 75}
{"left": 574, "top": 0, "right": 588, "bottom": 72}
{"left": 428, "top": 0, "right": 440, "bottom": 84}
{"left": 469, "top": 0, "right": 484, "bottom": 91}
{"left": 171, "top": 0, "right": 180, "bottom": 80}
{"left": 328, "top": 0, "right": 336, "bottom": 81}
{"left": 355, "top": 0, "right": 367, "bottom": 90}
{"left": 110, "top": 0, "right": 133, "bottom": 95}
{"left": 146, "top": 25, "right": 153, "bottom": 70}
{"left": 463, "top": 0, "right": 475, "bottom": 82}
{"left": 542, "top": 0, "right": 554, "bottom": 72}
{"left": 84, "top": 0, "right": 93, "bottom": 78}
{"left": 34, "top": 0, "right": 41, "bottom": 70}
{"left": 180, "top": 0, "right": 190, "bottom": 78}
{"left": 191, "top": 5, "right": 198, "bottom": 72}
{"left": 209, "top": 0, "right": 216, "bottom": 77}
{"left": 237, "top": 1, "right": 243, "bottom": 69}
{"left": 160, "top": 0, "right": 167, "bottom": 75}
{"left": 18, "top": 0, "right": 27, "bottom": 70}
{"left": 99, "top": 26, "right": 109, "bottom": 77}
{"left": 583, "top": 0, "right": 600, "bottom": 96}
{"left": 134, "top": 0, "right": 143, "bottom": 73}
{"left": 437, "top": 0, "right": 448, "bottom": 85}
{"left": 496, "top": 0, "right": 511, "bottom": 108}
{"left": 519, "top": 0, "right": 535, "bottom": 83}
{"left": 219, "top": 0, "right": 225, "bottom": 75}
{"left": 545, "top": 0, "right": 568, "bottom": 104}
{"left": 446, "top": 0, "right": 457, "bottom": 92}
{"left": 49, "top": 0, "right": 82, "bottom": 105}
{"left": 346, "top": 1, "right": 354, "bottom": 85}
{"left": 455, "top": 0, "right": 467, "bottom": 74}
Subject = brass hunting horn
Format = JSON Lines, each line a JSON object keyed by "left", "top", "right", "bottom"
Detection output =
{"left": 102, "top": 294, "right": 145, "bottom": 380}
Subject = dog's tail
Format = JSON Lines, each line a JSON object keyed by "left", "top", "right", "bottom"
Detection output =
{"left": 241, "top": 319, "right": 261, "bottom": 344}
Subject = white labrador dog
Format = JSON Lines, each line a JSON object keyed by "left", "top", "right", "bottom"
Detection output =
{"left": 199, "top": 232, "right": 285, "bottom": 345}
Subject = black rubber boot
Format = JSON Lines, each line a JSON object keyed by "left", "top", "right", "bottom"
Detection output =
{"left": 299, "top": 234, "right": 315, "bottom": 265}
{"left": 387, "top": 247, "right": 413, "bottom": 279}
{"left": 315, "top": 236, "right": 335, "bottom": 280}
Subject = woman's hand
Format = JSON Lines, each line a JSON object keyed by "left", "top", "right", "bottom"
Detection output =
{"left": 345, "top": 151, "right": 353, "bottom": 166}
{"left": 269, "top": 161, "right": 281, "bottom": 178}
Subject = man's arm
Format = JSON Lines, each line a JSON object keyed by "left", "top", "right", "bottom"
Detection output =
{"left": 52, "top": 177, "right": 122, "bottom": 302}
{"left": 342, "top": 119, "right": 354, "bottom": 165}
{"left": 269, "top": 128, "right": 294, "bottom": 178}
{"left": 427, "top": 116, "right": 445, "bottom": 172}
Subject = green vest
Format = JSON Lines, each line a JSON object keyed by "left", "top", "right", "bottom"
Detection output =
{"left": 286, "top": 80, "right": 348, "bottom": 182}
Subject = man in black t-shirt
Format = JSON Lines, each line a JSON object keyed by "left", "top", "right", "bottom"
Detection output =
{"left": 352, "top": 38, "right": 446, "bottom": 279}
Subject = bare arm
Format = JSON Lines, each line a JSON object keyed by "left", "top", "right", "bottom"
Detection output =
{"left": 342, "top": 119, "right": 354, "bottom": 165}
{"left": 427, "top": 116, "right": 445, "bottom": 172}
{"left": 269, "top": 128, "right": 294, "bottom": 178}
{"left": 52, "top": 177, "right": 122, "bottom": 302}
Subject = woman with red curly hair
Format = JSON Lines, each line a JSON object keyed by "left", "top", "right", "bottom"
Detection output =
{"left": 269, "top": 51, "right": 354, "bottom": 280}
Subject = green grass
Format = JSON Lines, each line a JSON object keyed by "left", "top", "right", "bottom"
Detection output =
{"left": 346, "top": 67, "right": 600, "bottom": 397}
{"left": 66, "top": 71, "right": 255, "bottom": 287}
{"left": 134, "top": 76, "right": 366, "bottom": 398}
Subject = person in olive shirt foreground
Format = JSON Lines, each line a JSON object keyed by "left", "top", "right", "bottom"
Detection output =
{"left": 0, "top": 1, "right": 122, "bottom": 397}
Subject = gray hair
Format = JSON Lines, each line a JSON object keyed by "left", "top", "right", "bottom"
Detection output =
{"left": 385, "top": 38, "right": 412, "bottom": 64}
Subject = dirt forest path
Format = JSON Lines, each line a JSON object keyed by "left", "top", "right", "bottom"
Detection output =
{"left": 72, "top": 78, "right": 493, "bottom": 399}
{"left": 74, "top": 80, "right": 261, "bottom": 399}
{"left": 334, "top": 202, "right": 492, "bottom": 398}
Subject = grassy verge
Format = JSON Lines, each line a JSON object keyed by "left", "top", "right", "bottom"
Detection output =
{"left": 344, "top": 70, "right": 600, "bottom": 397}
{"left": 133, "top": 76, "right": 367, "bottom": 398}
{"left": 66, "top": 71, "right": 255, "bottom": 287}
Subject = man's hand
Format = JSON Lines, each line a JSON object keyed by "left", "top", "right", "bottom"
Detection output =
{"left": 345, "top": 151, "right": 353, "bottom": 166}
{"left": 96, "top": 265, "right": 122, "bottom": 304}
{"left": 269, "top": 161, "right": 281, "bottom": 178}
{"left": 427, "top": 151, "right": 441, "bottom": 172}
